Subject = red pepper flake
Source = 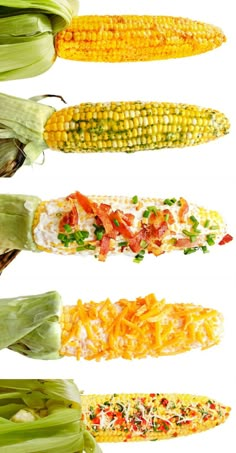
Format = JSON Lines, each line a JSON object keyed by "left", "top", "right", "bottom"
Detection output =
{"left": 219, "top": 234, "right": 233, "bottom": 245}
{"left": 160, "top": 398, "right": 169, "bottom": 407}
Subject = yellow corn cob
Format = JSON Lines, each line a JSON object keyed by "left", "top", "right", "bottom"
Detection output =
{"left": 32, "top": 191, "right": 231, "bottom": 261}
{"left": 43, "top": 101, "right": 229, "bottom": 153}
{"left": 56, "top": 15, "right": 226, "bottom": 62}
{"left": 81, "top": 393, "right": 230, "bottom": 442}
{"left": 60, "top": 294, "right": 223, "bottom": 361}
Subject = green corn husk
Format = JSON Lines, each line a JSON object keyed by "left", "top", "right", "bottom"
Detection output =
{"left": 0, "top": 0, "right": 79, "bottom": 81}
{"left": 0, "top": 93, "right": 55, "bottom": 177}
{"left": 0, "top": 291, "right": 62, "bottom": 359}
{"left": 0, "top": 379, "right": 102, "bottom": 453}
{"left": 0, "top": 193, "right": 40, "bottom": 271}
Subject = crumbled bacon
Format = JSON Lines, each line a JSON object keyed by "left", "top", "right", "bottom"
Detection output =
{"left": 59, "top": 206, "right": 78, "bottom": 231}
{"left": 178, "top": 197, "right": 189, "bottom": 223}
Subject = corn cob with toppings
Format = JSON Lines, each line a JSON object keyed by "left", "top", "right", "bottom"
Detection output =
{"left": 0, "top": 291, "right": 224, "bottom": 360}
{"left": 0, "top": 9, "right": 226, "bottom": 81}
{"left": 56, "top": 15, "right": 226, "bottom": 63}
{"left": 0, "top": 93, "right": 230, "bottom": 177}
{"left": 0, "top": 191, "right": 233, "bottom": 271}
{"left": 82, "top": 393, "right": 230, "bottom": 442}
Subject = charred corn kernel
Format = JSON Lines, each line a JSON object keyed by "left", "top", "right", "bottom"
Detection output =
{"left": 81, "top": 393, "right": 230, "bottom": 442}
{"left": 60, "top": 294, "right": 223, "bottom": 361}
{"left": 56, "top": 15, "right": 226, "bottom": 62}
{"left": 43, "top": 101, "right": 229, "bottom": 153}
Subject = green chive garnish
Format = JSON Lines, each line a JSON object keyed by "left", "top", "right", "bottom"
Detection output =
{"left": 206, "top": 234, "right": 215, "bottom": 246}
{"left": 201, "top": 245, "right": 209, "bottom": 254}
{"left": 118, "top": 241, "right": 128, "bottom": 247}
{"left": 132, "top": 195, "right": 138, "bottom": 204}
{"left": 93, "top": 224, "right": 105, "bottom": 241}
{"left": 190, "top": 215, "right": 198, "bottom": 223}
{"left": 184, "top": 247, "right": 199, "bottom": 255}
{"left": 140, "top": 240, "right": 148, "bottom": 248}
{"left": 147, "top": 206, "right": 159, "bottom": 214}
{"left": 209, "top": 225, "right": 219, "bottom": 230}
{"left": 113, "top": 219, "right": 120, "bottom": 227}
{"left": 143, "top": 210, "right": 150, "bottom": 218}
{"left": 204, "top": 219, "right": 210, "bottom": 228}
{"left": 134, "top": 250, "right": 145, "bottom": 263}
{"left": 164, "top": 214, "right": 169, "bottom": 222}
{"left": 64, "top": 224, "right": 72, "bottom": 233}
{"left": 182, "top": 229, "right": 198, "bottom": 239}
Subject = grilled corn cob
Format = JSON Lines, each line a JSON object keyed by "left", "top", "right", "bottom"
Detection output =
{"left": 56, "top": 15, "right": 226, "bottom": 63}
{"left": 0, "top": 191, "right": 233, "bottom": 271}
{"left": 81, "top": 393, "right": 230, "bottom": 442}
{"left": 0, "top": 291, "right": 223, "bottom": 360}
{"left": 0, "top": 92, "right": 230, "bottom": 177}
{"left": 0, "top": 10, "right": 226, "bottom": 81}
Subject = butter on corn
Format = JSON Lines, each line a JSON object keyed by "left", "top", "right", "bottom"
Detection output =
{"left": 56, "top": 15, "right": 226, "bottom": 63}
{"left": 0, "top": 93, "right": 230, "bottom": 177}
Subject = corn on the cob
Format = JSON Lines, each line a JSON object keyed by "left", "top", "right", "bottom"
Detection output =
{"left": 0, "top": 291, "right": 223, "bottom": 361}
{"left": 32, "top": 191, "right": 232, "bottom": 261}
{"left": 56, "top": 15, "right": 226, "bottom": 63}
{"left": 0, "top": 192, "right": 233, "bottom": 271}
{"left": 81, "top": 393, "right": 230, "bottom": 442}
{"left": 0, "top": 93, "right": 230, "bottom": 177}
{"left": 44, "top": 101, "right": 230, "bottom": 153}
{"left": 61, "top": 294, "right": 223, "bottom": 361}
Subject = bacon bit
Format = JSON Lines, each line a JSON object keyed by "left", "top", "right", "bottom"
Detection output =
{"left": 59, "top": 206, "right": 78, "bottom": 231}
{"left": 110, "top": 210, "right": 134, "bottom": 239}
{"left": 156, "top": 221, "right": 168, "bottom": 238}
{"left": 178, "top": 197, "right": 189, "bottom": 223}
{"left": 174, "top": 238, "right": 193, "bottom": 248}
{"left": 219, "top": 234, "right": 233, "bottom": 245}
{"left": 129, "top": 223, "right": 168, "bottom": 253}
{"left": 95, "top": 205, "right": 114, "bottom": 235}
{"left": 99, "top": 236, "right": 111, "bottom": 261}
{"left": 163, "top": 209, "right": 175, "bottom": 224}
{"left": 68, "top": 191, "right": 94, "bottom": 214}
{"left": 148, "top": 211, "right": 162, "bottom": 227}
{"left": 122, "top": 212, "right": 135, "bottom": 226}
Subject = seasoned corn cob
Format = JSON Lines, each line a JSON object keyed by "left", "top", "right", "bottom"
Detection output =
{"left": 0, "top": 93, "right": 230, "bottom": 177}
{"left": 81, "top": 393, "right": 230, "bottom": 442}
{"left": 0, "top": 291, "right": 223, "bottom": 361}
{"left": 44, "top": 101, "right": 230, "bottom": 153}
{"left": 0, "top": 192, "right": 232, "bottom": 271}
{"left": 61, "top": 294, "right": 223, "bottom": 361}
{"left": 32, "top": 191, "right": 233, "bottom": 261}
{"left": 56, "top": 15, "right": 226, "bottom": 63}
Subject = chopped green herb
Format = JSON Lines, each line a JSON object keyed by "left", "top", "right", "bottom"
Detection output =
{"left": 182, "top": 229, "right": 198, "bottom": 239}
{"left": 190, "top": 215, "right": 198, "bottom": 223}
{"left": 164, "top": 198, "right": 176, "bottom": 206}
{"left": 134, "top": 250, "right": 145, "bottom": 263}
{"left": 209, "top": 225, "right": 219, "bottom": 230}
{"left": 147, "top": 205, "right": 159, "bottom": 214}
{"left": 184, "top": 247, "right": 199, "bottom": 255}
{"left": 63, "top": 224, "right": 72, "bottom": 233}
{"left": 201, "top": 245, "right": 209, "bottom": 254}
{"left": 113, "top": 219, "right": 120, "bottom": 227}
{"left": 118, "top": 241, "right": 128, "bottom": 247}
{"left": 190, "top": 235, "right": 197, "bottom": 243}
{"left": 132, "top": 195, "right": 138, "bottom": 204}
{"left": 204, "top": 219, "right": 210, "bottom": 228}
{"left": 164, "top": 213, "right": 169, "bottom": 222}
{"left": 177, "top": 200, "right": 182, "bottom": 206}
{"left": 140, "top": 240, "right": 148, "bottom": 248}
{"left": 93, "top": 224, "right": 105, "bottom": 241}
{"left": 143, "top": 210, "right": 150, "bottom": 218}
{"left": 76, "top": 244, "right": 96, "bottom": 252}
{"left": 206, "top": 234, "right": 215, "bottom": 246}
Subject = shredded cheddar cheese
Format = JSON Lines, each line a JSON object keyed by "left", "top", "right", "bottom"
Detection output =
{"left": 60, "top": 294, "right": 223, "bottom": 360}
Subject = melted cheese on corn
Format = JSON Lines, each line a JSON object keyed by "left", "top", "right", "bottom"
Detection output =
{"left": 60, "top": 294, "right": 223, "bottom": 360}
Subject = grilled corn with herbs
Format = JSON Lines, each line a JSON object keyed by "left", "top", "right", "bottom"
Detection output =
{"left": 0, "top": 93, "right": 230, "bottom": 176}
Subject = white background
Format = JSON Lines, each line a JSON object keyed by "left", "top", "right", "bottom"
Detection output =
{"left": 0, "top": 0, "right": 235, "bottom": 452}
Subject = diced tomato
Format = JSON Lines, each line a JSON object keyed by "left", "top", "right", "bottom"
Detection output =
{"left": 219, "top": 234, "right": 233, "bottom": 246}
{"left": 160, "top": 398, "right": 169, "bottom": 407}
{"left": 68, "top": 191, "right": 94, "bottom": 214}
{"left": 59, "top": 206, "right": 78, "bottom": 231}
{"left": 178, "top": 197, "right": 189, "bottom": 223}
{"left": 92, "top": 416, "right": 100, "bottom": 425}
{"left": 209, "top": 403, "right": 216, "bottom": 410}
